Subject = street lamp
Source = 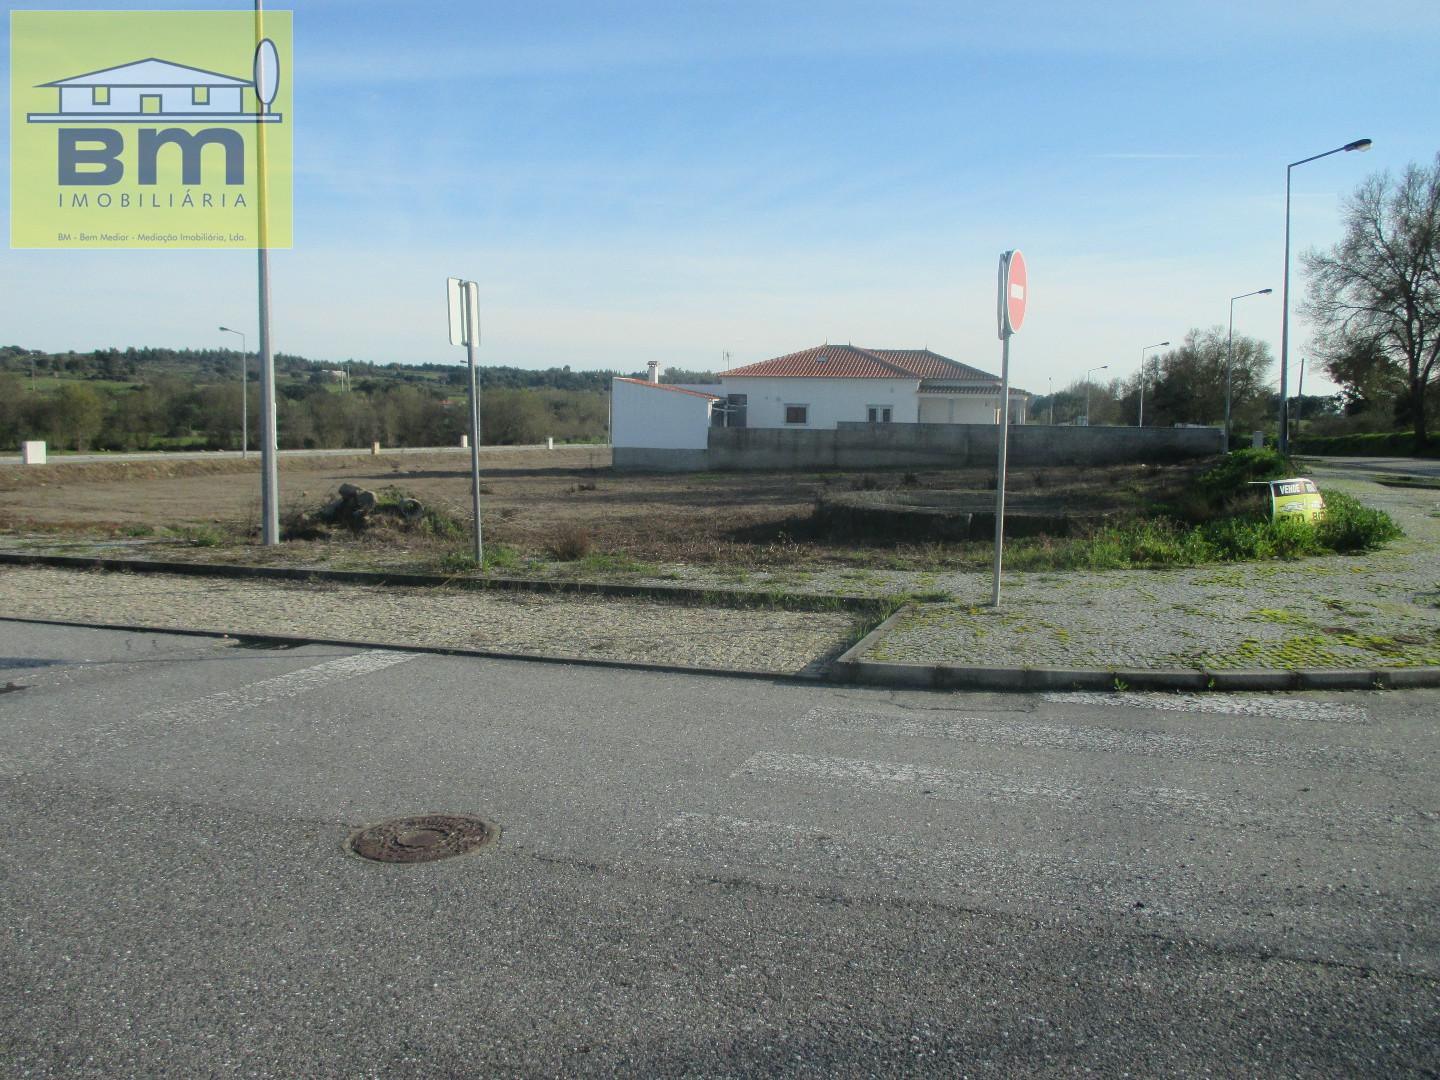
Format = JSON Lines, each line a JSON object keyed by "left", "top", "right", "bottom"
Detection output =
{"left": 218, "top": 325, "right": 247, "bottom": 459}
{"left": 1083, "top": 364, "right": 1109, "bottom": 427}
{"left": 1136, "top": 341, "right": 1170, "bottom": 427}
{"left": 1048, "top": 376, "right": 1054, "bottom": 426}
{"left": 1225, "top": 288, "right": 1272, "bottom": 447}
{"left": 1279, "top": 137, "right": 1371, "bottom": 454}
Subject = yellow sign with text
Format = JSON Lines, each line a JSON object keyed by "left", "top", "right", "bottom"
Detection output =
{"left": 1268, "top": 477, "right": 1326, "bottom": 524}
{"left": 10, "top": 10, "right": 292, "bottom": 249}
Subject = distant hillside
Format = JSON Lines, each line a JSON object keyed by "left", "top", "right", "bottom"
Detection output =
{"left": 0, "top": 345, "right": 717, "bottom": 453}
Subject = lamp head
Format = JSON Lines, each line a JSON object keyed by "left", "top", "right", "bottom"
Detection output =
{"left": 1343, "top": 139, "right": 1373, "bottom": 153}
{"left": 1259, "top": 288, "right": 1273, "bottom": 295}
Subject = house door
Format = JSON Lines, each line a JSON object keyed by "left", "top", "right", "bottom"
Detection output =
{"left": 140, "top": 94, "right": 162, "bottom": 114}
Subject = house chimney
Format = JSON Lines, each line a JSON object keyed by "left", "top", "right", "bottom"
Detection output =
{"left": 647, "top": 360, "right": 659, "bottom": 384}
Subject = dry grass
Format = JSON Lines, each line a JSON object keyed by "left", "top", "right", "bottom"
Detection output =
{"left": 0, "top": 448, "right": 1209, "bottom": 571}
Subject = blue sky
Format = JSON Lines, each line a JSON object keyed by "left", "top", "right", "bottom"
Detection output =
{"left": 4, "top": 0, "right": 1439, "bottom": 397}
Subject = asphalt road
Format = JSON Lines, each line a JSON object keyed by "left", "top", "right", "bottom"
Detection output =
{"left": 2, "top": 621, "right": 1437, "bottom": 1077}
{"left": 1301, "top": 454, "right": 1440, "bottom": 479}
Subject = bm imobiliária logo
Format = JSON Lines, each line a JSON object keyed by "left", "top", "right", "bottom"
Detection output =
{"left": 10, "top": 10, "right": 292, "bottom": 249}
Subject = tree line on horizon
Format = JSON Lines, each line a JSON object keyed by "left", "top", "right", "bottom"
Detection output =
{"left": 0, "top": 349, "right": 648, "bottom": 452}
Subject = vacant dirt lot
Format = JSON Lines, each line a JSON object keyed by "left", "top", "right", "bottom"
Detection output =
{"left": 0, "top": 447, "right": 1205, "bottom": 567}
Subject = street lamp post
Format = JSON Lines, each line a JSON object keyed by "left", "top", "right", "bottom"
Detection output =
{"left": 1225, "top": 288, "right": 1272, "bottom": 448}
{"left": 1279, "top": 138, "right": 1371, "bottom": 455}
{"left": 1048, "top": 376, "right": 1054, "bottom": 426}
{"left": 1083, "top": 364, "right": 1108, "bottom": 427}
{"left": 1136, "top": 341, "right": 1170, "bottom": 427}
{"left": 219, "top": 326, "right": 247, "bottom": 459}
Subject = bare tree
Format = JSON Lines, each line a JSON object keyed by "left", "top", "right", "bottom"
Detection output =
{"left": 1303, "top": 154, "right": 1440, "bottom": 445}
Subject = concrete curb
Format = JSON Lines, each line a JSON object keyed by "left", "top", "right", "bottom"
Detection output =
{"left": 0, "top": 551, "right": 878, "bottom": 613}
{"left": 827, "top": 604, "right": 1440, "bottom": 692}
{"left": 0, "top": 614, "right": 819, "bottom": 686}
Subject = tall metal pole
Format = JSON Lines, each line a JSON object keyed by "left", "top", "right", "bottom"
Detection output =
{"left": 1279, "top": 162, "right": 1294, "bottom": 456}
{"left": 1279, "top": 138, "right": 1371, "bottom": 456}
{"left": 254, "top": 0, "right": 279, "bottom": 543}
{"left": 1225, "top": 297, "right": 1237, "bottom": 448}
{"left": 991, "top": 330, "right": 1011, "bottom": 607}
{"left": 465, "top": 282, "right": 483, "bottom": 566}
{"left": 1137, "top": 341, "right": 1169, "bottom": 427}
{"left": 1083, "top": 364, "right": 1108, "bottom": 426}
{"left": 1225, "top": 288, "right": 1272, "bottom": 450}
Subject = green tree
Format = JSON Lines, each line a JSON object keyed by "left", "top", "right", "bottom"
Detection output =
{"left": 48, "top": 382, "right": 106, "bottom": 451}
{"left": 1304, "top": 153, "right": 1440, "bottom": 445}
{"left": 1141, "top": 328, "right": 1273, "bottom": 429}
{"left": 482, "top": 389, "right": 548, "bottom": 444}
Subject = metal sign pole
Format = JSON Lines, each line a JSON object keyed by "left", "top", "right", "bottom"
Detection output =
{"left": 465, "top": 282, "right": 483, "bottom": 566}
{"left": 991, "top": 248, "right": 1025, "bottom": 608}
{"left": 991, "top": 328, "right": 1011, "bottom": 607}
{"left": 254, "top": 0, "right": 279, "bottom": 545}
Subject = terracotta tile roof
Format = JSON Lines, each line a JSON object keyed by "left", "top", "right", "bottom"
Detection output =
{"left": 718, "top": 344, "right": 1000, "bottom": 381}
{"left": 864, "top": 348, "right": 998, "bottom": 381}
{"left": 717, "top": 344, "right": 917, "bottom": 379}
{"left": 614, "top": 378, "right": 721, "bottom": 400}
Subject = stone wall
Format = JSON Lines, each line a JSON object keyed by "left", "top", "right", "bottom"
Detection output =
{"left": 615, "top": 423, "right": 1223, "bottom": 471}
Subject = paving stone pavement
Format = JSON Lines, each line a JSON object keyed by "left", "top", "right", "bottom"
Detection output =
{"left": 858, "top": 466, "right": 1440, "bottom": 671}
{"left": 1, "top": 463, "right": 1434, "bottom": 675}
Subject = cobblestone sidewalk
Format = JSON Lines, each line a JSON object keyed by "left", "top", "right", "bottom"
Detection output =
{"left": 859, "top": 467, "right": 1440, "bottom": 672}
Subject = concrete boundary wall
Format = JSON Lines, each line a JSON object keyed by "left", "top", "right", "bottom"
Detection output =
{"left": 616, "top": 423, "right": 1223, "bottom": 472}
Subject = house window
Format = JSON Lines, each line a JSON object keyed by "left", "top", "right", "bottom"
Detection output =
{"left": 784, "top": 404, "right": 809, "bottom": 426}
{"left": 92, "top": 87, "right": 110, "bottom": 106}
{"left": 866, "top": 406, "right": 892, "bottom": 423}
{"left": 140, "top": 94, "right": 162, "bottom": 114}
{"left": 192, "top": 86, "right": 210, "bottom": 106}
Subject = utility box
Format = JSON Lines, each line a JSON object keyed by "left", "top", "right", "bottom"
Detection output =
{"left": 21, "top": 441, "right": 46, "bottom": 465}
{"left": 1251, "top": 431, "right": 1265, "bottom": 449}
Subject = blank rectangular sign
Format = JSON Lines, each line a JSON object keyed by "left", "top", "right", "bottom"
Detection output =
{"left": 447, "top": 277, "right": 479, "bottom": 346}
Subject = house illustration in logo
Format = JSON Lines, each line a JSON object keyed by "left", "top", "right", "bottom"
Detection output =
{"left": 27, "top": 57, "right": 281, "bottom": 123}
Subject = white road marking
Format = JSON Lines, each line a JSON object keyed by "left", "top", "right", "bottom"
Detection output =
{"left": 794, "top": 705, "right": 1397, "bottom": 771}
{"left": 1041, "top": 691, "right": 1369, "bottom": 725}
{"left": 731, "top": 750, "right": 1429, "bottom": 845}
{"left": 140, "top": 649, "right": 417, "bottom": 725}
{"left": 735, "top": 750, "right": 1208, "bottom": 809}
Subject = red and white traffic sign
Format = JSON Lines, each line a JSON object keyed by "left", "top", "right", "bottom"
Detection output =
{"left": 998, "top": 249, "right": 1027, "bottom": 337}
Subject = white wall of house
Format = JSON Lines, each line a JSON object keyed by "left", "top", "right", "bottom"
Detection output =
{"left": 611, "top": 378, "right": 714, "bottom": 449}
{"left": 718, "top": 377, "right": 920, "bottom": 430}
{"left": 918, "top": 394, "right": 1028, "bottom": 425}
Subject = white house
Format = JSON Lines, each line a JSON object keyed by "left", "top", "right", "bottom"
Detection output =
{"left": 610, "top": 376, "right": 719, "bottom": 452}
{"left": 714, "top": 344, "right": 1029, "bottom": 429}
{"left": 29, "top": 58, "right": 267, "bottom": 123}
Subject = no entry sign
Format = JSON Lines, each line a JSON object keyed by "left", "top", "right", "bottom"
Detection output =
{"left": 997, "top": 249, "right": 1027, "bottom": 337}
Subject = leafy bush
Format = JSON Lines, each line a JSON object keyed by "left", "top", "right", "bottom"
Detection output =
{"left": 1291, "top": 431, "right": 1435, "bottom": 457}
{"left": 1314, "top": 490, "right": 1405, "bottom": 552}
{"left": 1197, "top": 448, "right": 1293, "bottom": 495}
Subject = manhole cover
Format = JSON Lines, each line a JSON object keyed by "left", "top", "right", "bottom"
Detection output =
{"left": 347, "top": 814, "right": 498, "bottom": 864}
